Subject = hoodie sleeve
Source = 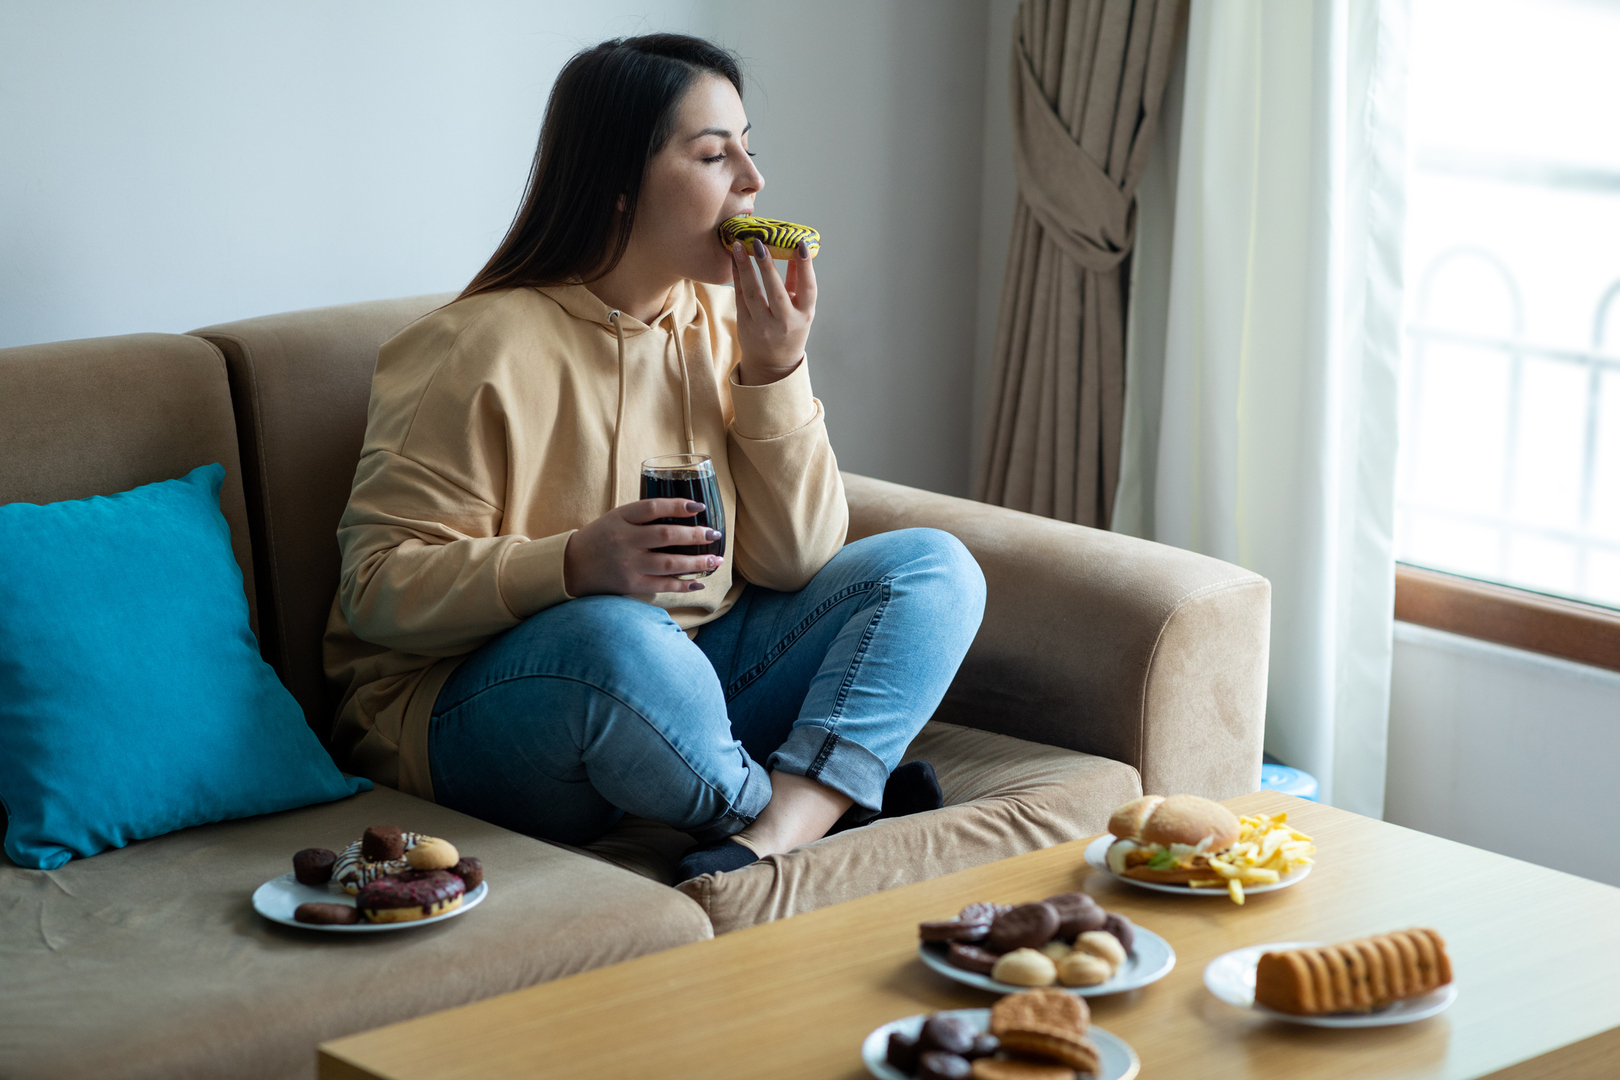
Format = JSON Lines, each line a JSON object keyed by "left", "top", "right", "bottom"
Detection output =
{"left": 333, "top": 314, "right": 575, "bottom": 657}
{"left": 727, "top": 359, "right": 848, "bottom": 591}
{"left": 334, "top": 450, "right": 574, "bottom": 656}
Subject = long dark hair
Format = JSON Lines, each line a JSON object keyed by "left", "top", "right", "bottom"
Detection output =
{"left": 460, "top": 34, "right": 743, "bottom": 299}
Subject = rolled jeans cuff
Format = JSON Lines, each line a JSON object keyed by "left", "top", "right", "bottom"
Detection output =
{"left": 768, "top": 726, "right": 889, "bottom": 812}
{"left": 687, "top": 751, "right": 774, "bottom": 845}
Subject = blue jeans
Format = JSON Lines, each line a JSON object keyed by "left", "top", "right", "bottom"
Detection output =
{"left": 427, "top": 528, "right": 986, "bottom": 846}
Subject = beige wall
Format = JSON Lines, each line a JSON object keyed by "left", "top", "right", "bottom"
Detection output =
{"left": 0, "top": 0, "right": 1003, "bottom": 496}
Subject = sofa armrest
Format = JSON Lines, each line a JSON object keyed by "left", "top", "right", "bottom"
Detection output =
{"left": 843, "top": 473, "right": 1269, "bottom": 801}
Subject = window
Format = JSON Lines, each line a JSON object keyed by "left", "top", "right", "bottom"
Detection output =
{"left": 1397, "top": 0, "right": 1620, "bottom": 611}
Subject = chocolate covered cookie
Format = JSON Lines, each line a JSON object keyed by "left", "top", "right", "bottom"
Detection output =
{"left": 887, "top": 1031, "right": 921, "bottom": 1074}
{"left": 918, "top": 1051, "right": 972, "bottom": 1080}
{"left": 919, "top": 1015, "right": 976, "bottom": 1056}
{"left": 292, "top": 848, "right": 337, "bottom": 886}
{"left": 293, "top": 902, "right": 360, "bottom": 925}
{"left": 988, "top": 902, "right": 1061, "bottom": 952}
{"left": 1042, "top": 892, "right": 1105, "bottom": 939}
{"left": 1101, "top": 912, "right": 1135, "bottom": 953}
{"left": 920, "top": 918, "right": 990, "bottom": 943}
{"left": 947, "top": 943, "right": 1001, "bottom": 975}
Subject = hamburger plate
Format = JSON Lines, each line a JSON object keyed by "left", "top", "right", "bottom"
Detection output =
{"left": 1083, "top": 833, "right": 1311, "bottom": 896}
{"left": 1083, "top": 795, "right": 1316, "bottom": 902}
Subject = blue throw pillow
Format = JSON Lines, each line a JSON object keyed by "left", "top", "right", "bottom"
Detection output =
{"left": 0, "top": 463, "right": 369, "bottom": 869}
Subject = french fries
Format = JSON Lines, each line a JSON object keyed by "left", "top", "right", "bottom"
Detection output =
{"left": 1187, "top": 812, "right": 1315, "bottom": 904}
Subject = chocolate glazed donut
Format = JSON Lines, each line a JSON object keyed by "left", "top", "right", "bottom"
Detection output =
{"left": 356, "top": 870, "right": 465, "bottom": 924}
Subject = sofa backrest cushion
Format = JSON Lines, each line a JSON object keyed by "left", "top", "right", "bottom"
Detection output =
{"left": 0, "top": 333, "right": 259, "bottom": 636}
{"left": 190, "top": 295, "right": 454, "bottom": 742}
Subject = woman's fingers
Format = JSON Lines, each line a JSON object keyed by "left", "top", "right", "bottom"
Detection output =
{"left": 750, "top": 238, "right": 793, "bottom": 315}
{"left": 730, "top": 245, "right": 751, "bottom": 321}
{"left": 732, "top": 241, "right": 766, "bottom": 316}
{"left": 791, "top": 242, "right": 817, "bottom": 315}
{"left": 645, "top": 553, "right": 722, "bottom": 577}
{"left": 620, "top": 498, "right": 705, "bottom": 525}
{"left": 648, "top": 524, "right": 722, "bottom": 548}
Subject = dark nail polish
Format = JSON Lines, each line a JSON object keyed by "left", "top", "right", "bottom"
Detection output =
{"left": 689, "top": 581, "right": 706, "bottom": 591}
{"left": 704, "top": 529, "right": 722, "bottom": 541}
{"left": 750, "top": 238, "right": 767, "bottom": 257}
{"left": 797, "top": 240, "right": 810, "bottom": 259}
{"left": 685, "top": 501, "right": 704, "bottom": 513}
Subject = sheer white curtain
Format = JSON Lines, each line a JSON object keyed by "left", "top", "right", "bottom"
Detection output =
{"left": 1113, "top": 0, "right": 1409, "bottom": 815}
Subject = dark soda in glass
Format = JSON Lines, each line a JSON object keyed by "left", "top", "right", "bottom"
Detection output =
{"left": 640, "top": 454, "right": 725, "bottom": 578}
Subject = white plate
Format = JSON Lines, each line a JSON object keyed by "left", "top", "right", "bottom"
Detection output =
{"left": 917, "top": 925, "right": 1175, "bottom": 997}
{"left": 1083, "top": 834, "right": 1311, "bottom": 897}
{"left": 251, "top": 871, "right": 488, "bottom": 933}
{"left": 1203, "top": 941, "right": 1458, "bottom": 1027}
{"left": 862, "top": 1009, "right": 1140, "bottom": 1080}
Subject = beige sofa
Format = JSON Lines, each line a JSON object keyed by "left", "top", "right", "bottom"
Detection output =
{"left": 0, "top": 296, "right": 1270, "bottom": 1080}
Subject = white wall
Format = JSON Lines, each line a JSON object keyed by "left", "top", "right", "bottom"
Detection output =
{"left": 0, "top": 0, "right": 994, "bottom": 496}
{"left": 1384, "top": 622, "right": 1620, "bottom": 887}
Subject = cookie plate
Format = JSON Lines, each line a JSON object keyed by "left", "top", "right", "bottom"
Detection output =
{"left": 862, "top": 1009, "right": 1140, "bottom": 1080}
{"left": 1083, "top": 834, "right": 1311, "bottom": 897}
{"left": 1203, "top": 942, "right": 1458, "bottom": 1027}
{"left": 251, "top": 871, "right": 488, "bottom": 933}
{"left": 917, "top": 925, "right": 1175, "bottom": 997}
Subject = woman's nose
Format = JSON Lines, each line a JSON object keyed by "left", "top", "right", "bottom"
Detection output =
{"left": 738, "top": 157, "right": 764, "bottom": 195}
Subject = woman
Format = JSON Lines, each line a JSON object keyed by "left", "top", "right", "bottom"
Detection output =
{"left": 325, "top": 33, "right": 986, "bottom": 881}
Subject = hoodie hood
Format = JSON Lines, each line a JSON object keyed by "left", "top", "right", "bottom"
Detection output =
{"left": 536, "top": 281, "right": 707, "bottom": 508}
{"left": 535, "top": 280, "right": 704, "bottom": 336}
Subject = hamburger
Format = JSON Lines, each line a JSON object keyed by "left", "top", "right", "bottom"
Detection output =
{"left": 1104, "top": 795, "right": 1242, "bottom": 883}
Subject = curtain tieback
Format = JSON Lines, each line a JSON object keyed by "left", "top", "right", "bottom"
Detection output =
{"left": 1010, "top": 41, "right": 1137, "bottom": 273}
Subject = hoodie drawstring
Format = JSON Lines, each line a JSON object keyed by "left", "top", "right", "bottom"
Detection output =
{"left": 608, "top": 310, "right": 628, "bottom": 511}
{"left": 606, "top": 305, "right": 698, "bottom": 512}
{"left": 662, "top": 313, "right": 697, "bottom": 456}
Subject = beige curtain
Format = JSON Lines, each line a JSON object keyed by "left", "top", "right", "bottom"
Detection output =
{"left": 975, "top": 0, "right": 1183, "bottom": 527}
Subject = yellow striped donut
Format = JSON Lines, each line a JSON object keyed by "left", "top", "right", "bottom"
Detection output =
{"left": 718, "top": 215, "right": 820, "bottom": 259}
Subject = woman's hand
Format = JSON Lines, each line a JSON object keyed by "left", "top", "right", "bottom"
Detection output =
{"left": 563, "top": 499, "right": 723, "bottom": 596}
{"left": 732, "top": 238, "right": 817, "bottom": 385}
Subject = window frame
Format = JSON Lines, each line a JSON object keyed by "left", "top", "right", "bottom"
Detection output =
{"left": 1393, "top": 562, "right": 1620, "bottom": 673}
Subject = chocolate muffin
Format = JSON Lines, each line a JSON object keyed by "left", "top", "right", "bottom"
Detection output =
{"left": 292, "top": 848, "right": 337, "bottom": 886}
{"left": 360, "top": 825, "right": 406, "bottom": 862}
{"left": 450, "top": 856, "right": 484, "bottom": 890}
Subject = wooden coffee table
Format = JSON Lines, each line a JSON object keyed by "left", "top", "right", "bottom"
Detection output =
{"left": 319, "top": 792, "right": 1620, "bottom": 1079}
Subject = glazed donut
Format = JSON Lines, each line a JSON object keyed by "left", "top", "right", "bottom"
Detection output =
{"left": 356, "top": 869, "right": 466, "bottom": 924}
{"left": 332, "top": 831, "right": 426, "bottom": 894}
{"left": 717, "top": 215, "right": 820, "bottom": 259}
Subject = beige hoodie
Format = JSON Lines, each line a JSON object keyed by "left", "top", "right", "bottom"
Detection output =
{"left": 324, "top": 281, "right": 847, "bottom": 799}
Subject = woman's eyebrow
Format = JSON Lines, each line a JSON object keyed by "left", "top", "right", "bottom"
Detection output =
{"left": 687, "top": 122, "right": 752, "bottom": 142}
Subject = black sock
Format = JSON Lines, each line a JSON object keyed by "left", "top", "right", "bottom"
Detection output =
{"left": 879, "top": 760, "right": 944, "bottom": 819}
{"left": 827, "top": 760, "right": 945, "bottom": 835}
{"left": 675, "top": 838, "right": 759, "bottom": 882}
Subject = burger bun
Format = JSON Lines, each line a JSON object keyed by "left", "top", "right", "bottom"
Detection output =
{"left": 1106, "top": 796, "right": 1164, "bottom": 841}
{"left": 1118, "top": 863, "right": 1208, "bottom": 884}
{"left": 1137, "top": 794, "right": 1241, "bottom": 850}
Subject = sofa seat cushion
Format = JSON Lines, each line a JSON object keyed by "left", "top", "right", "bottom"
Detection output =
{"left": 0, "top": 785, "right": 711, "bottom": 1080}
{"left": 582, "top": 721, "right": 1142, "bottom": 935}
